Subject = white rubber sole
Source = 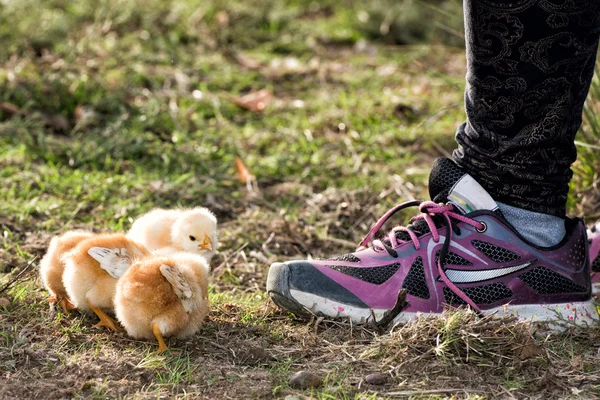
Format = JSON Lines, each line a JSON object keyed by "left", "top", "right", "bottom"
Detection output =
{"left": 593, "top": 282, "right": 600, "bottom": 296}
{"left": 289, "top": 289, "right": 600, "bottom": 328}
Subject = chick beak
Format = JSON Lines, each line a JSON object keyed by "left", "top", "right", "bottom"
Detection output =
{"left": 198, "top": 235, "right": 213, "bottom": 251}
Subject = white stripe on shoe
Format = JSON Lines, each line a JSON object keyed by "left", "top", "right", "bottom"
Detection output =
{"left": 288, "top": 289, "right": 599, "bottom": 328}
{"left": 443, "top": 260, "right": 535, "bottom": 283}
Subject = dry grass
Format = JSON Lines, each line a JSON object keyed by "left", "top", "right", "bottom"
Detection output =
{"left": 1, "top": 0, "right": 600, "bottom": 398}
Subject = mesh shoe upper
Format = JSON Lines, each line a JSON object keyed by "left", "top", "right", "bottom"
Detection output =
{"left": 285, "top": 211, "right": 590, "bottom": 314}
{"left": 267, "top": 158, "right": 595, "bottom": 322}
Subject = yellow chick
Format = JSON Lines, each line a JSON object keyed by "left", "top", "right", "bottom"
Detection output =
{"left": 62, "top": 234, "right": 149, "bottom": 331}
{"left": 127, "top": 207, "right": 217, "bottom": 259}
{"left": 40, "top": 230, "right": 94, "bottom": 315}
{"left": 114, "top": 252, "right": 210, "bottom": 352}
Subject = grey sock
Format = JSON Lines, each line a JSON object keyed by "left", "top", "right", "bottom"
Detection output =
{"left": 497, "top": 202, "right": 566, "bottom": 247}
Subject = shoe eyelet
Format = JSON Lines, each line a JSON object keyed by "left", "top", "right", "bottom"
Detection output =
{"left": 476, "top": 221, "right": 487, "bottom": 233}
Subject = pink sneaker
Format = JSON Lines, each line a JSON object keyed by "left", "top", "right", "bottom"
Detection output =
{"left": 588, "top": 221, "right": 600, "bottom": 295}
{"left": 267, "top": 158, "right": 598, "bottom": 326}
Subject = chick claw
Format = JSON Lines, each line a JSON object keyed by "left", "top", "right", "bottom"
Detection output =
{"left": 92, "top": 318, "right": 124, "bottom": 332}
{"left": 87, "top": 300, "right": 124, "bottom": 332}
{"left": 49, "top": 297, "right": 76, "bottom": 317}
{"left": 58, "top": 298, "right": 76, "bottom": 317}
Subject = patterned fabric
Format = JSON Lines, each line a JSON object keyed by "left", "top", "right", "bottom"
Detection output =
{"left": 519, "top": 265, "right": 587, "bottom": 294}
{"left": 472, "top": 240, "right": 521, "bottom": 263}
{"left": 453, "top": 0, "right": 600, "bottom": 217}
{"left": 402, "top": 257, "right": 430, "bottom": 299}
{"left": 326, "top": 263, "right": 400, "bottom": 285}
{"left": 443, "top": 283, "right": 513, "bottom": 305}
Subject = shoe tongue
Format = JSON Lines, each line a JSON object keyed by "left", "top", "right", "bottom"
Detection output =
{"left": 392, "top": 158, "right": 499, "bottom": 244}
{"left": 428, "top": 157, "right": 499, "bottom": 214}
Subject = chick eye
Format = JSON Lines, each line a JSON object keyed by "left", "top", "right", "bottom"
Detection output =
{"left": 189, "top": 235, "right": 196, "bottom": 241}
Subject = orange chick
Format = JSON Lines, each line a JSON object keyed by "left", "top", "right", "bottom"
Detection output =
{"left": 127, "top": 208, "right": 217, "bottom": 260}
{"left": 40, "top": 230, "right": 93, "bottom": 315}
{"left": 62, "top": 234, "right": 149, "bottom": 331}
{"left": 114, "top": 252, "right": 210, "bottom": 352}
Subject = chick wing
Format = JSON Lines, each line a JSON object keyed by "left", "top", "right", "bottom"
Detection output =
{"left": 159, "top": 264, "right": 194, "bottom": 312}
{"left": 88, "top": 247, "right": 132, "bottom": 278}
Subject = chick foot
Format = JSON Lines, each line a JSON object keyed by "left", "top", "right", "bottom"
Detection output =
{"left": 152, "top": 322, "right": 168, "bottom": 353}
{"left": 49, "top": 297, "right": 72, "bottom": 317}
{"left": 58, "top": 298, "right": 76, "bottom": 316}
{"left": 88, "top": 300, "right": 123, "bottom": 332}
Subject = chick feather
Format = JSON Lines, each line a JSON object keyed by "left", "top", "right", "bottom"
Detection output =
{"left": 127, "top": 207, "right": 217, "bottom": 259}
{"left": 114, "top": 252, "right": 210, "bottom": 351}
{"left": 62, "top": 234, "right": 149, "bottom": 330}
{"left": 39, "top": 230, "right": 93, "bottom": 313}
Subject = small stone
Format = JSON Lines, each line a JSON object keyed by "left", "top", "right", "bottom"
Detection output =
{"left": 289, "top": 370, "right": 322, "bottom": 389}
{"left": 284, "top": 396, "right": 310, "bottom": 400}
{"left": 364, "top": 373, "right": 388, "bottom": 385}
{"left": 0, "top": 297, "right": 9, "bottom": 307}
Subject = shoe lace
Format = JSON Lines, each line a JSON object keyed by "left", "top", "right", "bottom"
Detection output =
{"left": 359, "top": 200, "right": 486, "bottom": 314}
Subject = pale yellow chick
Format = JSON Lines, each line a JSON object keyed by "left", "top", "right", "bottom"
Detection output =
{"left": 62, "top": 234, "right": 149, "bottom": 331}
{"left": 114, "top": 252, "right": 210, "bottom": 352}
{"left": 40, "top": 230, "right": 93, "bottom": 315}
{"left": 127, "top": 208, "right": 217, "bottom": 259}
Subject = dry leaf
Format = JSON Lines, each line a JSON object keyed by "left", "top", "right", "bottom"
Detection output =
{"left": 515, "top": 340, "right": 545, "bottom": 360}
{"left": 229, "top": 51, "right": 262, "bottom": 70}
{"left": 233, "top": 89, "right": 272, "bottom": 112}
{"left": 0, "top": 102, "right": 23, "bottom": 115}
{"left": 216, "top": 11, "right": 229, "bottom": 27}
{"left": 235, "top": 157, "right": 254, "bottom": 183}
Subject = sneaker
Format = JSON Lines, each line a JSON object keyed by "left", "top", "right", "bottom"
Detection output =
{"left": 266, "top": 158, "right": 598, "bottom": 326}
{"left": 588, "top": 221, "right": 600, "bottom": 295}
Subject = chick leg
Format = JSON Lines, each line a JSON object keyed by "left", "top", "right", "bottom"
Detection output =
{"left": 152, "top": 322, "right": 168, "bottom": 353}
{"left": 87, "top": 300, "right": 123, "bottom": 332}
{"left": 57, "top": 299, "right": 73, "bottom": 317}
{"left": 49, "top": 296, "right": 72, "bottom": 317}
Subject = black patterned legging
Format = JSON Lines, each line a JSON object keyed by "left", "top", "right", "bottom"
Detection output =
{"left": 452, "top": 0, "right": 600, "bottom": 217}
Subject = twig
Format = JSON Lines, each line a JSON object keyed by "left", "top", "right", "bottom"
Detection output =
{"left": 574, "top": 140, "right": 600, "bottom": 151}
{"left": 212, "top": 242, "right": 249, "bottom": 277}
{"left": 376, "top": 289, "right": 408, "bottom": 329}
{"left": 0, "top": 255, "right": 38, "bottom": 295}
{"left": 431, "top": 141, "right": 452, "bottom": 159}
{"left": 321, "top": 236, "right": 356, "bottom": 249}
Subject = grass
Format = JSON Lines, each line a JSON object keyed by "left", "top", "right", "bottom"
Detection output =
{"left": 0, "top": 0, "right": 599, "bottom": 398}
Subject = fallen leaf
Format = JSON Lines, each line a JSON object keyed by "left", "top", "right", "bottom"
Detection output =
{"left": 515, "top": 340, "right": 545, "bottom": 360}
{"left": 232, "top": 89, "right": 272, "bottom": 112}
{"left": 225, "top": 50, "right": 263, "bottom": 70}
{"left": 216, "top": 11, "right": 229, "bottom": 26}
{"left": 0, "top": 102, "right": 23, "bottom": 115}
{"left": 235, "top": 157, "right": 254, "bottom": 183}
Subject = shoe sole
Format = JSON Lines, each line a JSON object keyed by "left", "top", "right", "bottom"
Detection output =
{"left": 267, "top": 263, "right": 600, "bottom": 328}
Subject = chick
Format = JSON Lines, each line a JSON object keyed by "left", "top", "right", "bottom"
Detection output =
{"left": 127, "top": 207, "right": 217, "bottom": 259}
{"left": 40, "top": 230, "right": 94, "bottom": 315}
{"left": 62, "top": 234, "right": 149, "bottom": 331}
{"left": 114, "top": 252, "right": 210, "bottom": 352}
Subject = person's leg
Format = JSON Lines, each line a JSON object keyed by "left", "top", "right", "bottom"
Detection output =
{"left": 454, "top": 0, "right": 600, "bottom": 217}
{"left": 266, "top": 1, "right": 600, "bottom": 325}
